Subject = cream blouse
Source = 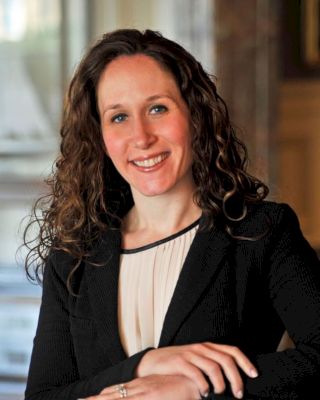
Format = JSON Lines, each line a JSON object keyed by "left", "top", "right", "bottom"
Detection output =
{"left": 118, "top": 220, "right": 199, "bottom": 357}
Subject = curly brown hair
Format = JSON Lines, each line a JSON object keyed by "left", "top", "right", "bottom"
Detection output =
{"left": 24, "top": 28, "right": 268, "bottom": 286}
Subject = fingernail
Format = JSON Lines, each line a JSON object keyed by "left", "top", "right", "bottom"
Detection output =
{"left": 202, "top": 393, "right": 209, "bottom": 398}
{"left": 250, "top": 368, "right": 258, "bottom": 378}
{"left": 236, "top": 390, "right": 243, "bottom": 399}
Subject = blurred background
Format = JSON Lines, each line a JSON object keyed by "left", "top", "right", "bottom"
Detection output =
{"left": 0, "top": 0, "right": 319, "bottom": 398}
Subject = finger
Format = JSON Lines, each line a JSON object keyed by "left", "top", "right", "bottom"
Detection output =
{"left": 100, "top": 382, "right": 127, "bottom": 395}
{"left": 174, "top": 357, "right": 210, "bottom": 397}
{"left": 200, "top": 360, "right": 226, "bottom": 395}
{"left": 199, "top": 350, "right": 243, "bottom": 399}
{"left": 173, "top": 346, "right": 239, "bottom": 396}
{"left": 189, "top": 343, "right": 249, "bottom": 397}
{"left": 82, "top": 393, "right": 131, "bottom": 400}
{"left": 100, "top": 380, "right": 143, "bottom": 399}
{"left": 186, "top": 353, "right": 225, "bottom": 395}
{"left": 204, "top": 350, "right": 244, "bottom": 399}
{"left": 80, "top": 396, "right": 116, "bottom": 400}
{"left": 205, "top": 343, "right": 258, "bottom": 378}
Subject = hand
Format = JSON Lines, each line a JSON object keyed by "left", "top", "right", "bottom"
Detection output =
{"left": 79, "top": 374, "right": 202, "bottom": 400}
{"left": 136, "top": 343, "right": 259, "bottom": 399}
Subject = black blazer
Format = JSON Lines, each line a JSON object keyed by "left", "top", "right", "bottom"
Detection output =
{"left": 25, "top": 202, "right": 320, "bottom": 400}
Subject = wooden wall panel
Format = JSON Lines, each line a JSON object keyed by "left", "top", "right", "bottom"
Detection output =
{"left": 278, "top": 80, "right": 320, "bottom": 247}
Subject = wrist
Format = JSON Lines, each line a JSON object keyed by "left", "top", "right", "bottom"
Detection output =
{"left": 134, "top": 348, "right": 155, "bottom": 378}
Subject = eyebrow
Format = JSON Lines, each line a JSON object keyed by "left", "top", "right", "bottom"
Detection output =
{"left": 101, "top": 94, "right": 175, "bottom": 115}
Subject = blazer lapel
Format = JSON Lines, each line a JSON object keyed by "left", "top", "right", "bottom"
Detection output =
{"left": 85, "top": 228, "right": 127, "bottom": 364}
{"left": 158, "top": 224, "right": 232, "bottom": 347}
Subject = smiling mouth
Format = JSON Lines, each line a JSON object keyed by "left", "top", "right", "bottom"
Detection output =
{"left": 131, "top": 152, "right": 169, "bottom": 168}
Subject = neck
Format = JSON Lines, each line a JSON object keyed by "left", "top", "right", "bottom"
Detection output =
{"left": 124, "top": 185, "right": 202, "bottom": 235}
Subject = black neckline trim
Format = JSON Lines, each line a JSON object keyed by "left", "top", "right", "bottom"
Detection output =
{"left": 121, "top": 218, "right": 200, "bottom": 254}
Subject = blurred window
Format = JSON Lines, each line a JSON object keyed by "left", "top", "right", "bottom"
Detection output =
{"left": 0, "top": 0, "right": 89, "bottom": 393}
{"left": 0, "top": 0, "right": 63, "bottom": 397}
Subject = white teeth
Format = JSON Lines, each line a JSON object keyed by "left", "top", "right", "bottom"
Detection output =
{"left": 133, "top": 153, "right": 167, "bottom": 168}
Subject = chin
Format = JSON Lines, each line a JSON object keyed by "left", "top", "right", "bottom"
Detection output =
{"left": 135, "top": 183, "right": 173, "bottom": 197}
{"left": 138, "top": 189, "right": 167, "bottom": 197}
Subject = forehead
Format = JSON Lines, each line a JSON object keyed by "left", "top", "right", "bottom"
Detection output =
{"left": 103, "top": 53, "right": 170, "bottom": 75}
{"left": 97, "top": 54, "right": 179, "bottom": 94}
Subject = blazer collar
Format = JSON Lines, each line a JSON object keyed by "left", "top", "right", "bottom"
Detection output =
{"left": 85, "top": 219, "right": 232, "bottom": 364}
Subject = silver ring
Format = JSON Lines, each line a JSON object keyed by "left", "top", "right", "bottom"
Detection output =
{"left": 117, "top": 383, "right": 128, "bottom": 398}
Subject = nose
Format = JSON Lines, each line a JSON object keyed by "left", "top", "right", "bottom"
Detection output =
{"left": 131, "top": 116, "right": 156, "bottom": 149}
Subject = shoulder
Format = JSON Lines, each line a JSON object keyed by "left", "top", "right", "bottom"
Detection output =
{"left": 232, "top": 201, "right": 300, "bottom": 238}
{"left": 230, "top": 201, "right": 320, "bottom": 267}
{"left": 44, "top": 227, "right": 121, "bottom": 284}
{"left": 227, "top": 201, "right": 314, "bottom": 261}
{"left": 44, "top": 247, "right": 80, "bottom": 285}
{"left": 248, "top": 200, "right": 297, "bottom": 219}
{"left": 224, "top": 202, "right": 320, "bottom": 283}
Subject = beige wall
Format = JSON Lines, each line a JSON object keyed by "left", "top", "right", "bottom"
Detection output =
{"left": 90, "top": 0, "right": 156, "bottom": 39}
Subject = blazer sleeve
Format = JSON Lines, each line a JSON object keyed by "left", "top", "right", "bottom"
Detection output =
{"left": 24, "top": 254, "right": 151, "bottom": 400}
{"left": 245, "top": 204, "right": 320, "bottom": 399}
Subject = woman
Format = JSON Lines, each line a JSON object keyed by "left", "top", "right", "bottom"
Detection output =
{"left": 24, "top": 29, "right": 320, "bottom": 400}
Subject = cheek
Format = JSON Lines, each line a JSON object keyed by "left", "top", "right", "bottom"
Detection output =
{"left": 103, "top": 134, "right": 120, "bottom": 159}
{"left": 167, "top": 120, "right": 192, "bottom": 149}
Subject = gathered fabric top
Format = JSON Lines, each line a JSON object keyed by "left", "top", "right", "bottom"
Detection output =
{"left": 118, "top": 220, "right": 199, "bottom": 356}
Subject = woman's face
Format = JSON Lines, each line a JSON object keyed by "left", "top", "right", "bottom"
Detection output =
{"left": 97, "top": 54, "right": 195, "bottom": 198}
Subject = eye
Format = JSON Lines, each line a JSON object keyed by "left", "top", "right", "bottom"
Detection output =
{"left": 111, "top": 113, "right": 128, "bottom": 123}
{"left": 150, "top": 104, "right": 168, "bottom": 114}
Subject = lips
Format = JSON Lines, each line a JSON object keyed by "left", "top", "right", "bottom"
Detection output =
{"left": 130, "top": 152, "right": 169, "bottom": 168}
